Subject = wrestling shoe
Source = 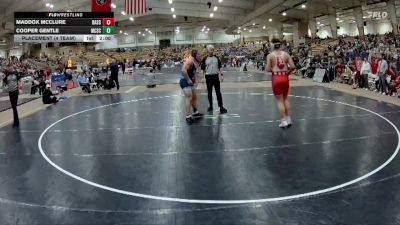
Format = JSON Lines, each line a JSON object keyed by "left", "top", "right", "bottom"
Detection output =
{"left": 220, "top": 107, "right": 228, "bottom": 114}
{"left": 186, "top": 115, "right": 194, "bottom": 124}
{"left": 286, "top": 117, "right": 292, "bottom": 127}
{"left": 192, "top": 111, "right": 204, "bottom": 118}
{"left": 279, "top": 120, "right": 288, "bottom": 129}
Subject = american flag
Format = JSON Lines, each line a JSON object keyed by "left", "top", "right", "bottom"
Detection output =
{"left": 125, "top": 0, "right": 148, "bottom": 15}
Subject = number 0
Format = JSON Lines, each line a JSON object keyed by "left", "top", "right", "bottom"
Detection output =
{"left": 106, "top": 20, "right": 111, "bottom": 25}
{"left": 106, "top": 28, "right": 111, "bottom": 33}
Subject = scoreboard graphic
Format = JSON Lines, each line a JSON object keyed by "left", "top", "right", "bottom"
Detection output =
{"left": 14, "top": 12, "right": 115, "bottom": 43}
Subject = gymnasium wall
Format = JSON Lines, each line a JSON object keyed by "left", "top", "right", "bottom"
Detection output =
{"left": 95, "top": 30, "right": 239, "bottom": 50}
{"left": 316, "top": 19, "right": 393, "bottom": 38}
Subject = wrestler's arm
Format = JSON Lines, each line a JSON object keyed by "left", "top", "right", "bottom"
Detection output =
{"left": 266, "top": 54, "right": 273, "bottom": 72}
{"left": 287, "top": 54, "right": 296, "bottom": 75}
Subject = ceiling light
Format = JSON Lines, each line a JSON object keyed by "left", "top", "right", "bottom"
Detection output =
{"left": 171, "top": 8, "right": 175, "bottom": 12}
{"left": 320, "top": 24, "right": 324, "bottom": 26}
{"left": 282, "top": 12, "right": 287, "bottom": 16}
{"left": 339, "top": 20, "right": 343, "bottom": 23}
{"left": 218, "top": 0, "right": 223, "bottom": 2}
{"left": 168, "top": 0, "right": 173, "bottom": 4}
{"left": 363, "top": 16, "right": 367, "bottom": 19}
{"left": 237, "top": 30, "right": 240, "bottom": 33}
{"left": 252, "top": 22, "right": 255, "bottom": 26}
{"left": 111, "top": 3, "right": 116, "bottom": 8}
{"left": 138, "top": 31, "right": 141, "bottom": 34}
{"left": 249, "top": 29, "right": 252, "bottom": 32}
{"left": 145, "top": 28, "right": 148, "bottom": 31}
{"left": 149, "top": 31, "right": 152, "bottom": 34}
{"left": 173, "top": 14, "right": 176, "bottom": 18}
{"left": 243, "top": 28, "right": 247, "bottom": 30}
{"left": 202, "top": 28, "right": 205, "bottom": 32}
{"left": 203, "top": 26, "right": 206, "bottom": 29}
{"left": 301, "top": 4, "right": 306, "bottom": 8}
{"left": 119, "top": 30, "right": 123, "bottom": 33}
{"left": 129, "top": 17, "right": 134, "bottom": 21}
{"left": 238, "top": 27, "right": 241, "bottom": 29}
{"left": 336, "top": 17, "right": 339, "bottom": 21}
{"left": 45, "top": 3, "right": 50, "bottom": 7}
{"left": 317, "top": 21, "right": 320, "bottom": 24}
{"left": 210, "top": 13, "right": 214, "bottom": 18}
{"left": 176, "top": 26, "right": 179, "bottom": 29}
{"left": 49, "top": 4, "right": 54, "bottom": 8}
{"left": 269, "top": 18, "right": 272, "bottom": 22}
{"left": 142, "top": 34, "right": 145, "bottom": 36}
{"left": 121, "top": 11, "right": 126, "bottom": 15}
{"left": 213, "top": 6, "right": 218, "bottom": 11}
{"left": 263, "top": 26, "right": 266, "bottom": 29}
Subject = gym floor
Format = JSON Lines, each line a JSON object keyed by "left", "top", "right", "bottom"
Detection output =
{"left": 0, "top": 79, "right": 400, "bottom": 224}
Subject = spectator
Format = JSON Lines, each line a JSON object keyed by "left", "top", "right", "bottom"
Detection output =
{"left": 42, "top": 84, "right": 58, "bottom": 104}
{"left": 110, "top": 59, "right": 120, "bottom": 90}
{"left": 360, "top": 57, "right": 371, "bottom": 90}
{"left": 389, "top": 74, "right": 400, "bottom": 96}
{"left": 120, "top": 60, "right": 126, "bottom": 75}
{"left": 353, "top": 57, "right": 362, "bottom": 89}
{"left": 378, "top": 54, "right": 388, "bottom": 95}
{"left": 77, "top": 71, "right": 91, "bottom": 93}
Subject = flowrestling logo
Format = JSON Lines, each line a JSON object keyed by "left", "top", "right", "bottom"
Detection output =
{"left": 366, "top": 11, "right": 388, "bottom": 19}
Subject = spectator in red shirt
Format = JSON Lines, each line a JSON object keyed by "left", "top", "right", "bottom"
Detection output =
{"left": 389, "top": 73, "right": 400, "bottom": 96}
{"left": 353, "top": 57, "right": 362, "bottom": 89}
{"left": 371, "top": 57, "right": 379, "bottom": 75}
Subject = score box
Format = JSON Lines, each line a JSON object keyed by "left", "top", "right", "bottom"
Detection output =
{"left": 102, "top": 26, "right": 115, "bottom": 34}
{"left": 102, "top": 18, "right": 115, "bottom": 26}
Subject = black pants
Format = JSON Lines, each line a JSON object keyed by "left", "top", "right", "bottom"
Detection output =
{"left": 9, "top": 90, "right": 19, "bottom": 127}
{"left": 359, "top": 73, "right": 368, "bottom": 88}
{"left": 80, "top": 83, "right": 91, "bottom": 93}
{"left": 206, "top": 74, "right": 223, "bottom": 108}
{"left": 110, "top": 75, "right": 119, "bottom": 90}
{"left": 39, "top": 87, "right": 44, "bottom": 96}
{"left": 378, "top": 72, "right": 387, "bottom": 93}
{"left": 31, "top": 86, "right": 37, "bottom": 95}
{"left": 44, "top": 97, "right": 57, "bottom": 104}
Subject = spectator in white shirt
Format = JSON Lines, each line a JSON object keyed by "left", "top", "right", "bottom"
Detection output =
{"left": 360, "top": 58, "right": 371, "bottom": 90}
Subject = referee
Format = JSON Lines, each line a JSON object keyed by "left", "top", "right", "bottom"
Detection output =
{"left": 201, "top": 46, "right": 228, "bottom": 114}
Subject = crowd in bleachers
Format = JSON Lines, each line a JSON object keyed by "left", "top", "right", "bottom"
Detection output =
{"left": 294, "top": 33, "right": 400, "bottom": 97}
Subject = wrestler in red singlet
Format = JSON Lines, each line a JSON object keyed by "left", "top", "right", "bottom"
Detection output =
{"left": 266, "top": 39, "right": 296, "bottom": 128}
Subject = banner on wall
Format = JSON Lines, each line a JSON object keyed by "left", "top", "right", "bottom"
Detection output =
{"left": 92, "top": 0, "right": 112, "bottom": 12}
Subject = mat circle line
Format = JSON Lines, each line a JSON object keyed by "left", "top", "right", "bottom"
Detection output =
{"left": 37, "top": 93, "right": 400, "bottom": 204}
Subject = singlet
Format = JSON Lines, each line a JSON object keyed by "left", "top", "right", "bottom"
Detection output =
{"left": 182, "top": 60, "right": 197, "bottom": 80}
{"left": 271, "top": 51, "right": 288, "bottom": 76}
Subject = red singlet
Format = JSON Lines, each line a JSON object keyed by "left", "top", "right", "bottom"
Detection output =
{"left": 270, "top": 51, "right": 289, "bottom": 97}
